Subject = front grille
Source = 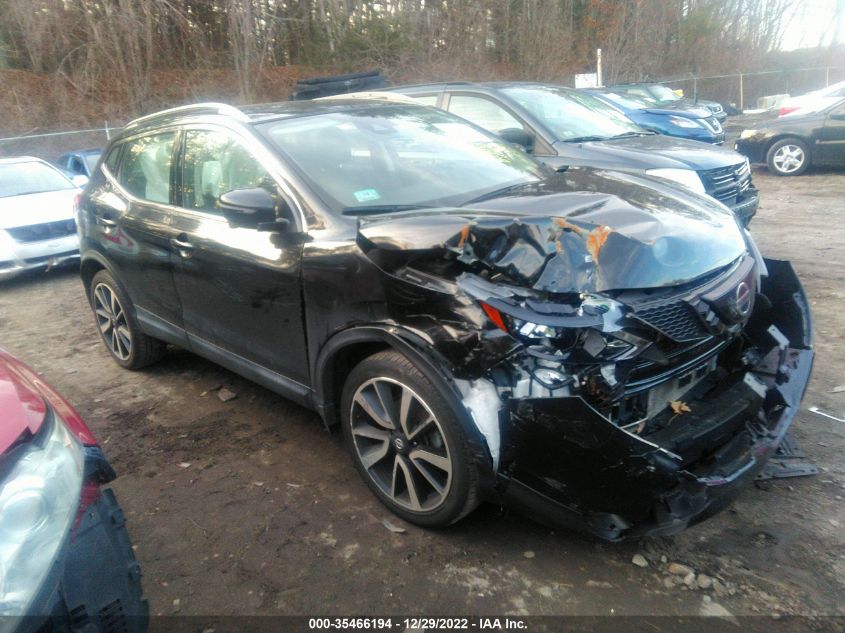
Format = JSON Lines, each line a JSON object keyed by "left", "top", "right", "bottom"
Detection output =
{"left": 631, "top": 299, "right": 710, "bottom": 342}
{"left": 700, "top": 116, "right": 723, "bottom": 134}
{"left": 6, "top": 219, "right": 76, "bottom": 243}
{"left": 700, "top": 161, "right": 752, "bottom": 204}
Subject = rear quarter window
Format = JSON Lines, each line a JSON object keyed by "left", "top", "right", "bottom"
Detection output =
{"left": 104, "top": 144, "right": 122, "bottom": 174}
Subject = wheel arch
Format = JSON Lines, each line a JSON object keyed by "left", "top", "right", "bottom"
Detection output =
{"left": 313, "top": 325, "right": 497, "bottom": 484}
{"left": 765, "top": 133, "right": 814, "bottom": 161}
{"left": 80, "top": 252, "right": 119, "bottom": 304}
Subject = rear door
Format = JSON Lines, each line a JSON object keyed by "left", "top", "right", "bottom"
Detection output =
{"left": 91, "top": 130, "right": 185, "bottom": 335}
{"left": 168, "top": 125, "right": 310, "bottom": 387}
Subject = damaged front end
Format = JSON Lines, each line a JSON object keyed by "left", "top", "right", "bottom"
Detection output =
{"left": 356, "top": 180, "right": 813, "bottom": 540}
{"left": 482, "top": 258, "right": 813, "bottom": 540}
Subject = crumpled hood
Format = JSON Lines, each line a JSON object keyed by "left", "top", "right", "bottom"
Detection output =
{"left": 357, "top": 167, "right": 748, "bottom": 293}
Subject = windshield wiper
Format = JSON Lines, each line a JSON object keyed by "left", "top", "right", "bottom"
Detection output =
{"left": 341, "top": 204, "right": 436, "bottom": 216}
{"left": 462, "top": 181, "right": 538, "bottom": 206}
{"left": 608, "top": 131, "right": 656, "bottom": 139}
{"left": 562, "top": 135, "right": 609, "bottom": 143}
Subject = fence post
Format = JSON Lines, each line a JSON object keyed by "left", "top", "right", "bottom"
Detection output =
{"left": 693, "top": 75, "right": 698, "bottom": 101}
{"left": 739, "top": 73, "right": 744, "bottom": 112}
{"left": 826, "top": 66, "right": 830, "bottom": 87}
{"left": 105, "top": 121, "right": 110, "bottom": 140}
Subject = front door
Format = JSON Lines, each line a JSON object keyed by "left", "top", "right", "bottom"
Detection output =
{"left": 816, "top": 102, "right": 845, "bottom": 165}
{"left": 169, "top": 126, "right": 309, "bottom": 388}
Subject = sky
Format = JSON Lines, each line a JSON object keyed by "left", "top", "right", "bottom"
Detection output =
{"left": 780, "top": 0, "right": 845, "bottom": 49}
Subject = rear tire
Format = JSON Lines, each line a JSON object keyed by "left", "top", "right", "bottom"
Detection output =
{"left": 341, "top": 350, "right": 480, "bottom": 528}
{"left": 89, "top": 269, "right": 165, "bottom": 369}
{"left": 766, "top": 137, "right": 809, "bottom": 176}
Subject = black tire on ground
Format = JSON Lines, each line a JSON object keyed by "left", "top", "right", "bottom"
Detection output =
{"left": 89, "top": 269, "right": 165, "bottom": 370}
{"left": 341, "top": 350, "right": 481, "bottom": 528}
{"left": 766, "top": 137, "right": 810, "bottom": 176}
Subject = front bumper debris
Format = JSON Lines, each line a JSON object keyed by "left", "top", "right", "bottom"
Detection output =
{"left": 495, "top": 259, "right": 813, "bottom": 540}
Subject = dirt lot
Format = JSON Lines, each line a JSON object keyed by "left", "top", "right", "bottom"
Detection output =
{"left": 1, "top": 167, "right": 844, "bottom": 627}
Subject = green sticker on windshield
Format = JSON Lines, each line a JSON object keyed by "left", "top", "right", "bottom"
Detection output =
{"left": 353, "top": 188, "right": 381, "bottom": 202}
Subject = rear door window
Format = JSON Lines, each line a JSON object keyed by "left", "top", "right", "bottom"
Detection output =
{"left": 119, "top": 132, "right": 177, "bottom": 204}
{"left": 447, "top": 95, "right": 522, "bottom": 133}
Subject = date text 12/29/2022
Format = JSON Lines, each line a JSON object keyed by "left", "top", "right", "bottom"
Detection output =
{"left": 308, "top": 617, "right": 528, "bottom": 630}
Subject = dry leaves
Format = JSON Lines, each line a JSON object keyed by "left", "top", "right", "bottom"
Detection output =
{"left": 669, "top": 400, "right": 692, "bottom": 415}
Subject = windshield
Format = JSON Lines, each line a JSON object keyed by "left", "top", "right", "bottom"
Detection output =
{"left": 259, "top": 105, "right": 545, "bottom": 214}
{"left": 646, "top": 84, "right": 682, "bottom": 103}
{"left": 0, "top": 161, "right": 75, "bottom": 198}
{"left": 501, "top": 86, "right": 644, "bottom": 142}
{"left": 599, "top": 91, "right": 654, "bottom": 111}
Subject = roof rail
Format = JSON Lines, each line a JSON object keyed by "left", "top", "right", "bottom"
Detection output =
{"left": 124, "top": 102, "right": 250, "bottom": 130}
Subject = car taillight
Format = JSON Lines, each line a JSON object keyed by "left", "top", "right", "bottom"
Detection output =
{"left": 778, "top": 106, "right": 798, "bottom": 117}
{"left": 73, "top": 193, "right": 82, "bottom": 213}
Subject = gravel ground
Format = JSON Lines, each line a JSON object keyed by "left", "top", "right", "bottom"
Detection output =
{"left": 0, "top": 166, "right": 843, "bottom": 629}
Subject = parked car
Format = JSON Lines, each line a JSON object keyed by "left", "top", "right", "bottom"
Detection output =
{"left": 56, "top": 149, "right": 102, "bottom": 179}
{"left": 587, "top": 89, "right": 726, "bottom": 144}
{"left": 0, "top": 348, "right": 147, "bottom": 631}
{"left": 0, "top": 157, "right": 83, "bottom": 280}
{"left": 77, "top": 100, "right": 812, "bottom": 540}
{"left": 778, "top": 80, "right": 845, "bottom": 117}
{"left": 393, "top": 82, "right": 757, "bottom": 225}
{"left": 735, "top": 97, "right": 845, "bottom": 176}
{"left": 608, "top": 82, "right": 728, "bottom": 122}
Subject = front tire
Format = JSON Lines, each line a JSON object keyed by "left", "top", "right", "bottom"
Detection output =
{"left": 341, "top": 350, "right": 480, "bottom": 528}
{"left": 89, "top": 269, "right": 165, "bottom": 369}
{"left": 766, "top": 137, "right": 810, "bottom": 176}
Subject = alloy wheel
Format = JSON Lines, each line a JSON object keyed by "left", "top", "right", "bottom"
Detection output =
{"left": 772, "top": 144, "right": 805, "bottom": 174}
{"left": 349, "top": 377, "right": 452, "bottom": 512}
{"left": 93, "top": 283, "right": 132, "bottom": 361}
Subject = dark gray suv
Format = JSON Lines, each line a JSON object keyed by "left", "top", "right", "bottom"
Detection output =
{"left": 395, "top": 83, "right": 758, "bottom": 225}
{"left": 76, "top": 99, "right": 811, "bottom": 540}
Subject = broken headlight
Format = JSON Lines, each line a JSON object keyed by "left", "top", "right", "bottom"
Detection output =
{"left": 481, "top": 298, "right": 639, "bottom": 362}
{"left": 581, "top": 329, "right": 636, "bottom": 360}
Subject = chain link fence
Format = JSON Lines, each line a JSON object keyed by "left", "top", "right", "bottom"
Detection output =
{"left": 657, "top": 66, "right": 845, "bottom": 112}
{"left": 0, "top": 125, "right": 120, "bottom": 163}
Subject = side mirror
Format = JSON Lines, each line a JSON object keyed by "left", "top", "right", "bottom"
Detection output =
{"left": 218, "top": 187, "right": 291, "bottom": 232}
{"left": 498, "top": 128, "right": 534, "bottom": 152}
{"left": 71, "top": 174, "right": 89, "bottom": 188}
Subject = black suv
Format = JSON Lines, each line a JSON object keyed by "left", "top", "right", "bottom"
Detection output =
{"left": 77, "top": 99, "right": 812, "bottom": 540}
{"left": 394, "top": 83, "right": 758, "bottom": 225}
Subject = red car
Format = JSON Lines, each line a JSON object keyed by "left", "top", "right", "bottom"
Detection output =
{"left": 0, "top": 349, "right": 147, "bottom": 632}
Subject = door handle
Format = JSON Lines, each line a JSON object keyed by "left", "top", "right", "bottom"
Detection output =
{"left": 170, "top": 235, "right": 194, "bottom": 258}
